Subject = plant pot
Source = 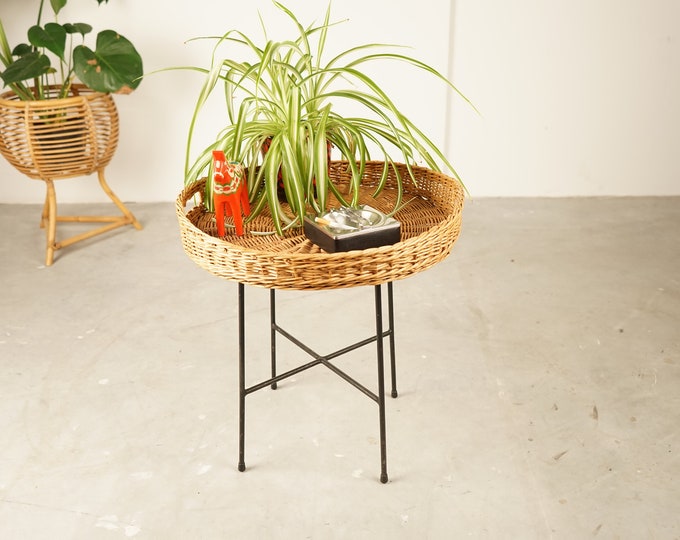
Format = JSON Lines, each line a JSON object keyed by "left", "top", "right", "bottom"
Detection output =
{"left": 0, "top": 84, "right": 118, "bottom": 181}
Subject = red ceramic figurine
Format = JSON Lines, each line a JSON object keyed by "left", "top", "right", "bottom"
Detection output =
{"left": 212, "top": 150, "right": 250, "bottom": 236}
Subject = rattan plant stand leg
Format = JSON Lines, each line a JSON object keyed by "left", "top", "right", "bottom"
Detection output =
{"left": 40, "top": 169, "right": 142, "bottom": 266}
{"left": 237, "top": 281, "right": 398, "bottom": 483}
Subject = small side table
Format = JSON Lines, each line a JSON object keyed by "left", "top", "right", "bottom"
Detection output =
{"left": 177, "top": 161, "right": 464, "bottom": 482}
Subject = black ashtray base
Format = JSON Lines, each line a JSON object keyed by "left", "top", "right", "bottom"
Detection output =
{"left": 303, "top": 206, "right": 401, "bottom": 253}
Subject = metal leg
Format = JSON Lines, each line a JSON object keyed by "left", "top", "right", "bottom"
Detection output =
{"left": 270, "top": 289, "right": 278, "bottom": 390}
{"left": 238, "top": 283, "right": 247, "bottom": 472}
{"left": 387, "top": 282, "right": 398, "bottom": 398}
{"left": 236, "top": 282, "right": 396, "bottom": 482}
{"left": 375, "top": 285, "right": 389, "bottom": 484}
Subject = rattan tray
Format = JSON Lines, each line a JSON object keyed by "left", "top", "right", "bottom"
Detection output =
{"left": 176, "top": 161, "right": 464, "bottom": 290}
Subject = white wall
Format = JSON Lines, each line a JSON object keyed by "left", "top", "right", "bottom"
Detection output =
{"left": 0, "top": 0, "right": 451, "bottom": 203}
{"left": 1, "top": 0, "right": 678, "bottom": 203}
{"left": 449, "top": 0, "right": 680, "bottom": 196}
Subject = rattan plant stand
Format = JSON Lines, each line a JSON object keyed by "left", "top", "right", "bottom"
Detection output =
{"left": 177, "top": 161, "right": 465, "bottom": 482}
{"left": 0, "top": 85, "right": 142, "bottom": 266}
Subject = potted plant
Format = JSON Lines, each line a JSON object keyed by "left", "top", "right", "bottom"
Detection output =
{"left": 0, "top": 0, "right": 144, "bottom": 265}
{"left": 178, "top": 1, "right": 473, "bottom": 236}
{"left": 0, "top": 0, "right": 142, "bottom": 99}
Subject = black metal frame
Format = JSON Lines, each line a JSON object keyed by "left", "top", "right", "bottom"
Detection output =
{"left": 237, "top": 281, "right": 397, "bottom": 483}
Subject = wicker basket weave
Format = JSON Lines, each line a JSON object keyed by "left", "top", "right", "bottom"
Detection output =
{"left": 176, "top": 161, "right": 464, "bottom": 290}
{"left": 0, "top": 84, "right": 118, "bottom": 181}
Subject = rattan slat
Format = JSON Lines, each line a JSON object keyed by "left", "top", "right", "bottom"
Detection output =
{"left": 0, "top": 85, "right": 118, "bottom": 181}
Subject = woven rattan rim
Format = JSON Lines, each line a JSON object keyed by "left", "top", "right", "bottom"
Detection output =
{"left": 176, "top": 161, "right": 464, "bottom": 290}
{"left": 0, "top": 84, "right": 119, "bottom": 181}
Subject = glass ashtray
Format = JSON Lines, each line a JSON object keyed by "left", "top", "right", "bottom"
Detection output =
{"left": 315, "top": 206, "right": 387, "bottom": 234}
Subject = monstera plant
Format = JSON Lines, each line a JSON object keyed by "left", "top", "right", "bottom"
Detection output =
{"left": 0, "top": 0, "right": 144, "bottom": 267}
{"left": 0, "top": 0, "right": 143, "bottom": 99}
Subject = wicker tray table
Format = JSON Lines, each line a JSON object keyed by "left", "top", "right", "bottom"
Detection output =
{"left": 177, "top": 161, "right": 464, "bottom": 290}
{"left": 176, "top": 161, "right": 465, "bottom": 482}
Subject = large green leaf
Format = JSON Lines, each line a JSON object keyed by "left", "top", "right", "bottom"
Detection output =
{"left": 28, "top": 23, "right": 66, "bottom": 61}
{"left": 0, "top": 51, "right": 50, "bottom": 85}
{"left": 11, "top": 43, "right": 33, "bottom": 56}
{"left": 63, "top": 23, "right": 93, "bottom": 38}
{"left": 50, "top": 0, "right": 68, "bottom": 16}
{"left": 73, "top": 30, "right": 143, "bottom": 93}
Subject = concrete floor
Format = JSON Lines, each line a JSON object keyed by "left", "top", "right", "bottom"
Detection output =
{"left": 1, "top": 196, "right": 679, "bottom": 539}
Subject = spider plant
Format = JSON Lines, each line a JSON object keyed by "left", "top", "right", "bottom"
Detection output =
{"left": 0, "top": 0, "right": 143, "bottom": 100}
{"left": 181, "top": 1, "right": 473, "bottom": 235}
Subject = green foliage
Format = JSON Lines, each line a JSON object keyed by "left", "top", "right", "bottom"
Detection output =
{"left": 73, "top": 30, "right": 143, "bottom": 94}
{"left": 0, "top": 0, "right": 142, "bottom": 100}
{"left": 175, "top": 2, "right": 474, "bottom": 235}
